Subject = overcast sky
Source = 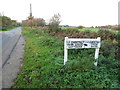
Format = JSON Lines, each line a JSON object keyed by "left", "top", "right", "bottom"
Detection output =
{"left": 0, "top": 0, "right": 119, "bottom": 27}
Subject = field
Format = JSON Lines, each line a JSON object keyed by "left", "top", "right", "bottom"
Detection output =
{"left": 13, "top": 27, "right": 120, "bottom": 88}
{"left": 60, "top": 26, "right": 118, "bottom": 34}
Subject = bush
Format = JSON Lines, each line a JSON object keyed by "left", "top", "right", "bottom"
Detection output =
{"left": 78, "top": 30, "right": 98, "bottom": 38}
{"left": 98, "top": 29, "right": 116, "bottom": 40}
{"left": 48, "top": 13, "right": 61, "bottom": 32}
{"left": 77, "top": 26, "right": 84, "bottom": 29}
{"left": 100, "top": 39, "right": 118, "bottom": 58}
{"left": 115, "top": 32, "right": 120, "bottom": 60}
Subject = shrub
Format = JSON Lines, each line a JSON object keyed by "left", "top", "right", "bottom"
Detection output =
{"left": 77, "top": 30, "right": 98, "bottom": 38}
{"left": 115, "top": 32, "right": 120, "bottom": 60}
{"left": 48, "top": 13, "right": 61, "bottom": 32}
{"left": 100, "top": 39, "right": 118, "bottom": 58}
{"left": 98, "top": 29, "right": 116, "bottom": 40}
{"left": 77, "top": 26, "right": 84, "bottom": 29}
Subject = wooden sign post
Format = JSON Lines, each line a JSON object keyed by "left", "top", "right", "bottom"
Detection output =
{"left": 64, "top": 37, "right": 101, "bottom": 66}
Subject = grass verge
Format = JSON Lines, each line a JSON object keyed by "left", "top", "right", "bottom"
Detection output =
{"left": 0, "top": 27, "right": 18, "bottom": 31}
{"left": 13, "top": 27, "right": 120, "bottom": 88}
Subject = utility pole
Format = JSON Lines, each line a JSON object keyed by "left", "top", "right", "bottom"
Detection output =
{"left": 28, "top": 3, "right": 33, "bottom": 28}
{"left": 2, "top": 12, "right": 4, "bottom": 16}
{"left": 0, "top": 13, "right": 1, "bottom": 23}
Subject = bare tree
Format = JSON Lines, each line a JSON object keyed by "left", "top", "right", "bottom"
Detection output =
{"left": 33, "top": 18, "right": 46, "bottom": 27}
{"left": 48, "top": 13, "right": 61, "bottom": 32}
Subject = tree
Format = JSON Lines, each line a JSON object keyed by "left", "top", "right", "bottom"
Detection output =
{"left": 22, "top": 18, "right": 46, "bottom": 27}
{"left": 1, "top": 16, "right": 18, "bottom": 30}
{"left": 77, "top": 25, "right": 84, "bottom": 29}
{"left": 0, "top": 14, "right": 2, "bottom": 29}
{"left": 33, "top": 18, "right": 46, "bottom": 27}
{"left": 2, "top": 16, "right": 12, "bottom": 29}
{"left": 22, "top": 20, "right": 28, "bottom": 27}
{"left": 11, "top": 20, "right": 17, "bottom": 26}
{"left": 48, "top": 13, "right": 61, "bottom": 32}
{"left": 2, "top": 16, "right": 11, "bottom": 28}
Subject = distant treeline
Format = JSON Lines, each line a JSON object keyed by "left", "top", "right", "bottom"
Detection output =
{"left": 0, "top": 16, "right": 21, "bottom": 30}
{"left": 22, "top": 13, "right": 61, "bottom": 33}
{"left": 95, "top": 25, "right": 120, "bottom": 30}
{"left": 22, "top": 18, "right": 46, "bottom": 27}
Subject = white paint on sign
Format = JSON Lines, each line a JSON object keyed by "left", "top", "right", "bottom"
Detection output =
{"left": 64, "top": 37, "right": 101, "bottom": 66}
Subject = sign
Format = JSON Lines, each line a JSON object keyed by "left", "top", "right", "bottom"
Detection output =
{"left": 64, "top": 37, "right": 101, "bottom": 66}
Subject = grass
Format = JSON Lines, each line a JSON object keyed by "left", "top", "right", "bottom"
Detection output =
{"left": 60, "top": 27, "right": 118, "bottom": 34}
{"left": 13, "top": 27, "right": 120, "bottom": 88}
{"left": 78, "top": 28, "right": 100, "bottom": 32}
{"left": 0, "top": 27, "right": 18, "bottom": 31}
{"left": 60, "top": 26, "right": 74, "bottom": 30}
{"left": 80, "top": 28, "right": 118, "bottom": 34}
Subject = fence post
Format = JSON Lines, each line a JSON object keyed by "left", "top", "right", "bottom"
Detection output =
{"left": 94, "top": 37, "right": 101, "bottom": 66}
{"left": 94, "top": 48, "right": 100, "bottom": 66}
{"left": 64, "top": 37, "right": 68, "bottom": 65}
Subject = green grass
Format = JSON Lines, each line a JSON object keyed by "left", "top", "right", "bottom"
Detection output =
{"left": 78, "top": 28, "right": 118, "bottom": 34}
{"left": 60, "top": 26, "right": 73, "bottom": 30}
{"left": 13, "top": 27, "right": 120, "bottom": 88}
{"left": 0, "top": 27, "right": 18, "bottom": 31}
{"left": 60, "top": 27, "right": 118, "bottom": 34}
{"left": 78, "top": 28, "right": 100, "bottom": 32}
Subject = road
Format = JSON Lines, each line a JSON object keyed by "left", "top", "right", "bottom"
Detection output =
{"left": 0, "top": 27, "right": 22, "bottom": 67}
{"left": 2, "top": 34, "right": 25, "bottom": 88}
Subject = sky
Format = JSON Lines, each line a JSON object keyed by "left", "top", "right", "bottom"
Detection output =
{"left": 0, "top": 0, "right": 119, "bottom": 27}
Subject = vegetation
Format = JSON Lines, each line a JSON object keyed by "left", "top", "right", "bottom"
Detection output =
{"left": 13, "top": 27, "right": 120, "bottom": 88}
{"left": 0, "top": 27, "right": 18, "bottom": 31}
{"left": 22, "top": 18, "right": 46, "bottom": 27}
{"left": 0, "top": 16, "right": 20, "bottom": 30}
{"left": 77, "top": 26, "right": 84, "bottom": 29}
{"left": 96, "top": 25, "right": 119, "bottom": 30}
{"left": 48, "top": 13, "right": 61, "bottom": 32}
{"left": 60, "top": 26, "right": 118, "bottom": 34}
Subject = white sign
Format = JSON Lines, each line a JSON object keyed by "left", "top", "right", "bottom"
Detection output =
{"left": 64, "top": 37, "right": 101, "bottom": 66}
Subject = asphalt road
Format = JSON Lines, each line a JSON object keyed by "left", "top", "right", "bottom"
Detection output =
{"left": 0, "top": 27, "right": 22, "bottom": 67}
{"left": 2, "top": 34, "right": 25, "bottom": 88}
